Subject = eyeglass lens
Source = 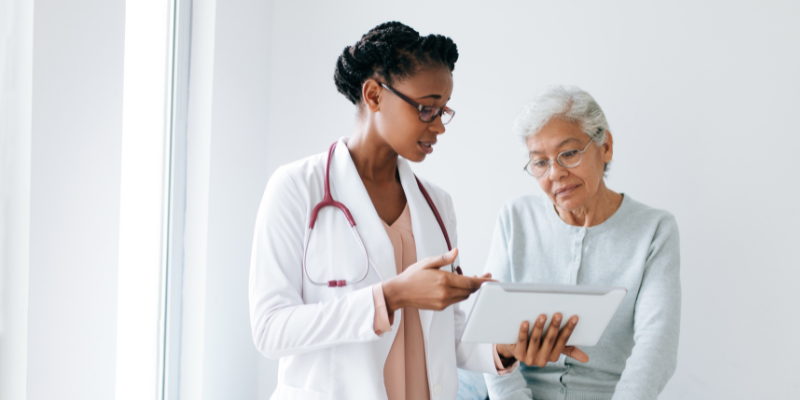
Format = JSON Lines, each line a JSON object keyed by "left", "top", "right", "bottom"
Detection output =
{"left": 420, "top": 107, "right": 454, "bottom": 124}
{"left": 526, "top": 148, "right": 585, "bottom": 177}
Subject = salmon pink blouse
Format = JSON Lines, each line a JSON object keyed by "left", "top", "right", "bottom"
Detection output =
{"left": 371, "top": 204, "right": 515, "bottom": 400}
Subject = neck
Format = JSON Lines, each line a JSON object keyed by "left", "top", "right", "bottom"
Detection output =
{"left": 346, "top": 123, "right": 398, "bottom": 184}
{"left": 555, "top": 180, "right": 622, "bottom": 228}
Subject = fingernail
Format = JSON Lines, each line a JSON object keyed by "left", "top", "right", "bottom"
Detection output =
{"left": 571, "top": 316, "right": 579, "bottom": 324}
{"left": 538, "top": 316, "right": 545, "bottom": 323}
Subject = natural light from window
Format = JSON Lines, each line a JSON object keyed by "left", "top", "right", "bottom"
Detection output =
{"left": 115, "top": 1, "right": 173, "bottom": 399}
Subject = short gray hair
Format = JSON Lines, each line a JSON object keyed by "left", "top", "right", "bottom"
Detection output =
{"left": 513, "top": 85, "right": 609, "bottom": 146}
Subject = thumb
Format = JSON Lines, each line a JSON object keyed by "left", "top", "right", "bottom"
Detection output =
{"left": 421, "top": 248, "right": 458, "bottom": 270}
{"left": 563, "top": 346, "right": 589, "bottom": 363}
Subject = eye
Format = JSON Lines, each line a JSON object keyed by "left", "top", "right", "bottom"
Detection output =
{"left": 532, "top": 160, "right": 548, "bottom": 168}
{"left": 420, "top": 107, "right": 437, "bottom": 120}
{"left": 561, "top": 150, "right": 579, "bottom": 159}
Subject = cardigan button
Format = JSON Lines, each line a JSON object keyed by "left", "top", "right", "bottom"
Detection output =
{"left": 433, "top": 384, "right": 442, "bottom": 395}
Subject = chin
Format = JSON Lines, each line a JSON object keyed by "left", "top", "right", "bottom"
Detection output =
{"left": 554, "top": 196, "right": 586, "bottom": 211}
{"left": 402, "top": 150, "right": 427, "bottom": 163}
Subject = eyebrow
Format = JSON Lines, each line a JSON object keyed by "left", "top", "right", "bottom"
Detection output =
{"left": 529, "top": 137, "right": 583, "bottom": 154}
{"left": 418, "top": 94, "right": 453, "bottom": 102}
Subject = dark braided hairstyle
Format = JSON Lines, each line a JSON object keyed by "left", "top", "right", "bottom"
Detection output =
{"left": 334, "top": 21, "right": 459, "bottom": 105}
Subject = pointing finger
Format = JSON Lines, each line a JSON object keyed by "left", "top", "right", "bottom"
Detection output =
{"left": 420, "top": 248, "right": 458, "bottom": 270}
{"left": 448, "top": 275, "right": 492, "bottom": 290}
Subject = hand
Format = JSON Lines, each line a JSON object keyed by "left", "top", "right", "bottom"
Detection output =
{"left": 382, "top": 248, "right": 493, "bottom": 312}
{"left": 496, "top": 313, "right": 589, "bottom": 367}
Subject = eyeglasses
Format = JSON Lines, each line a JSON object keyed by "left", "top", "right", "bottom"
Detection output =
{"left": 524, "top": 139, "right": 594, "bottom": 178}
{"left": 379, "top": 82, "right": 455, "bottom": 124}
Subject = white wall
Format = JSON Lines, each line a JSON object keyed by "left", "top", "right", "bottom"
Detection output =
{"left": 206, "top": 0, "right": 799, "bottom": 398}
{"left": 26, "top": 1, "right": 125, "bottom": 399}
{"left": 11, "top": 1, "right": 793, "bottom": 399}
{"left": 201, "top": 0, "right": 274, "bottom": 397}
{"left": 180, "top": 0, "right": 276, "bottom": 398}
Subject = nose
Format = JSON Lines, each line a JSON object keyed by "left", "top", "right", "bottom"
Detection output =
{"left": 548, "top": 160, "right": 568, "bottom": 181}
{"left": 429, "top": 114, "right": 446, "bottom": 135}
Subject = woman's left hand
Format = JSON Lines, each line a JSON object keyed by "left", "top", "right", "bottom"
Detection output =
{"left": 496, "top": 313, "right": 590, "bottom": 367}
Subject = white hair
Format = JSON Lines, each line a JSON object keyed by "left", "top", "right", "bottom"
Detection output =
{"left": 513, "top": 85, "right": 609, "bottom": 146}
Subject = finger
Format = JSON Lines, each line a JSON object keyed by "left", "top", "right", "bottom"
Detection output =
{"left": 525, "top": 314, "right": 546, "bottom": 365}
{"left": 514, "top": 321, "right": 529, "bottom": 362}
{"left": 470, "top": 275, "right": 497, "bottom": 284}
{"left": 496, "top": 343, "right": 514, "bottom": 359}
{"left": 563, "top": 346, "right": 589, "bottom": 363}
{"left": 443, "top": 288, "right": 478, "bottom": 303}
{"left": 448, "top": 275, "right": 493, "bottom": 290}
{"left": 419, "top": 248, "right": 458, "bottom": 270}
{"left": 535, "top": 313, "right": 562, "bottom": 367}
{"left": 479, "top": 272, "right": 497, "bottom": 282}
{"left": 549, "top": 316, "right": 578, "bottom": 362}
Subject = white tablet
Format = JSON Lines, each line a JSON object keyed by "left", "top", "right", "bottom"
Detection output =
{"left": 461, "top": 282, "right": 627, "bottom": 346}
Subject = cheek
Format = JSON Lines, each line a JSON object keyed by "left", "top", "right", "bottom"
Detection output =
{"left": 536, "top": 178, "right": 552, "bottom": 194}
{"left": 387, "top": 124, "right": 423, "bottom": 152}
{"left": 380, "top": 107, "right": 422, "bottom": 137}
{"left": 575, "top": 167, "right": 603, "bottom": 194}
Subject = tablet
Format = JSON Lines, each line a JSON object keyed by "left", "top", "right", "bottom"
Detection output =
{"left": 461, "top": 282, "right": 627, "bottom": 346}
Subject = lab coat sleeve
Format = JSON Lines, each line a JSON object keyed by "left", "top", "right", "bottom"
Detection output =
{"left": 443, "top": 192, "right": 503, "bottom": 375}
{"left": 611, "top": 215, "right": 681, "bottom": 400}
{"left": 249, "top": 167, "right": 381, "bottom": 359}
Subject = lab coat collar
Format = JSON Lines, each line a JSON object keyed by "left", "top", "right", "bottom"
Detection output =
{"left": 330, "top": 137, "right": 449, "bottom": 336}
{"left": 397, "top": 155, "right": 449, "bottom": 338}
{"left": 329, "top": 138, "right": 398, "bottom": 283}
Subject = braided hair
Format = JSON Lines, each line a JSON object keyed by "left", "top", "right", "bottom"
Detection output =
{"left": 334, "top": 21, "right": 459, "bottom": 105}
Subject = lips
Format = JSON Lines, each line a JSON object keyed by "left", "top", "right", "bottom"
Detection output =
{"left": 418, "top": 140, "right": 436, "bottom": 154}
{"left": 554, "top": 184, "right": 579, "bottom": 196}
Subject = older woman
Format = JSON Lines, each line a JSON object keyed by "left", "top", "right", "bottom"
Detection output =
{"left": 465, "top": 86, "right": 680, "bottom": 400}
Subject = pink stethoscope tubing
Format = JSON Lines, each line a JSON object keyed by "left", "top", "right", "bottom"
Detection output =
{"left": 301, "top": 142, "right": 463, "bottom": 288}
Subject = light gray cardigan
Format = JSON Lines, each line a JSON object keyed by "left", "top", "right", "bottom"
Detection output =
{"left": 482, "top": 194, "right": 680, "bottom": 400}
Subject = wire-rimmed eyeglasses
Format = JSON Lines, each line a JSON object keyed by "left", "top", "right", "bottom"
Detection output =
{"left": 524, "top": 139, "right": 595, "bottom": 178}
{"left": 379, "top": 82, "right": 455, "bottom": 124}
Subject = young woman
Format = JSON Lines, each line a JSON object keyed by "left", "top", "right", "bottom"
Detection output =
{"left": 248, "top": 22, "right": 585, "bottom": 400}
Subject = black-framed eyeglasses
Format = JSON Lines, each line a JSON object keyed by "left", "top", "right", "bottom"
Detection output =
{"left": 524, "top": 139, "right": 595, "bottom": 178}
{"left": 379, "top": 82, "right": 455, "bottom": 125}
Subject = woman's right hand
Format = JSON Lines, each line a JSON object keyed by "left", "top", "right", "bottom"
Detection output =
{"left": 382, "top": 248, "right": 491, "bottom": 312}
{"left": 496, "top": 314, "right": 590, "bottom": 367}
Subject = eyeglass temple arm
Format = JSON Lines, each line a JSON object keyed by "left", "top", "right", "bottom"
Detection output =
{"left": 379, "top": 82, "right": 423, "bottom": 109}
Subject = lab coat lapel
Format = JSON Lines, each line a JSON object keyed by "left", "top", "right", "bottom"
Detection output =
{"left": 397, "top": 158, "right": 449, "bottom": 338}
{"left": 328, "top": 138, "right": 397, "bottom": 282}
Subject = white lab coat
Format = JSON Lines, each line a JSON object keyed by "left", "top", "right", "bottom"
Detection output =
{"left": 249, "top": 138, "right": 498, "bottom": 400}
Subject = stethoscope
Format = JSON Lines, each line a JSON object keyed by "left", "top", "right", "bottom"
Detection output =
{"left": 302, "top": 142, "right": 463, "bottom": 288}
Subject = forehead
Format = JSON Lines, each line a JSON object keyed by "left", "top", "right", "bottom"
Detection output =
{"left": 526, "top": 119, "right": 586, "bottom": 153}
{"left": 394, "top": 67, "right": 453, "bottom": 99}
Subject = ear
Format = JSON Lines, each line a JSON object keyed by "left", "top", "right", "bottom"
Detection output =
{"left": 601, "top": 131, "right": 614, "bottom": 163}
{"left": 361, "top": 79, "right": 382, "bottom": 113}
